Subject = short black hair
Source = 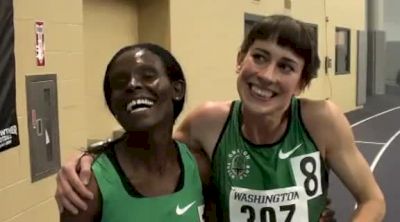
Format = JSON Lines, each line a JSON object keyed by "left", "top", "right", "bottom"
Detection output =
{"left": 240, "top": 14, "right": 320, "bottom": 88}
{"left": 103, "top": 43, "right": 186, "bottom": 120}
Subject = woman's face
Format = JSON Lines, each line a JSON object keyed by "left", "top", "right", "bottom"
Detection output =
{"left": 108, "top": 48, "right": 179, "bottom": 131}
{"left": 236, "top": 40, "right": 305, "bottom": 115}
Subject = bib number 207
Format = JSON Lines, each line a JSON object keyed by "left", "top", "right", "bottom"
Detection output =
{"left": 240, "top": 204, "right": 295, "bottom": 222}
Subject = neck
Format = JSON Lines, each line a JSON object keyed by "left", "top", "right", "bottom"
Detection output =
{"left": 241, "top": 105, "right": 290, "bottom": 145}
{"left": 118, "top": 126, "right": 177, "bottom": 173}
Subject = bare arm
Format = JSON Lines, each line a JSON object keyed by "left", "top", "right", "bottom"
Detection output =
{"left": 303, "top": 99, "right": 385, "bottom": 221}
{"left": 60, "top": 171, "right": 101, "bottom": 222}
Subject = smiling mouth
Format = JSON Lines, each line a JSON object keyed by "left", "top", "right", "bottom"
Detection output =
{"left": 126, "top": 98, "right": 155, "bottom": 113}
{"left": 249, "top": 83, "right": 276, "bottom": 100}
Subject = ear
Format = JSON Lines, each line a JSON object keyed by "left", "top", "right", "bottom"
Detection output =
{"left": 172, "top": 80, "right": 185, "bottom": 101}
{"left": 236, "top": 52, "right": 245, "bottom": 73}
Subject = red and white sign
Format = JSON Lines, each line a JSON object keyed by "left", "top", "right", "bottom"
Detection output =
{"left": 35, "top": 21, "right": 45, "bottom": 66}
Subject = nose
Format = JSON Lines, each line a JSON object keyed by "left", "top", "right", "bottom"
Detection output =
{"left": 127, "top": 73, "right": 143, "bottom": 91}
{"left": 258, "top": 63, "right": 277, "bottom": 82}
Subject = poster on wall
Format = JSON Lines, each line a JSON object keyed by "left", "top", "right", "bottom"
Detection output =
{"left": 0, "top": 0, "right": 20, "bottom": 152}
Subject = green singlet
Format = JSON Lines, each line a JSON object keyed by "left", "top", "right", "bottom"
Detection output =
{"left": 212, "top": 97, "right": 329, "bottom": 222}
{"left": 92, "top": 141, "right": 205, "bottom": 222}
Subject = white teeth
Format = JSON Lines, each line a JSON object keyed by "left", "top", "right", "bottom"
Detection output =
{"left": 126, "top": 98, "right": 154, "bottom": 112}
{"left": 251, "top": 85, "right": 273, "bottom": 98}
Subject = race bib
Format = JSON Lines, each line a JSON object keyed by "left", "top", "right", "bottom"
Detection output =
{"left": 229, "top": 186, "right": 308, "bottom": 222}
{"left": 290, "top": 152, "right": 322, "bottom": 200}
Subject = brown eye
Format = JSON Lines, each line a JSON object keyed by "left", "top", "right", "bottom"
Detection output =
{"left": 252, "top": 53, "right": 267, "bottom": 64}
{"left": 143, "top": 70, "right": 156, "bottom": 79}
{"left": 110, "top": 73, "right": 130, "bottom": 89}
{"left": 278, "top": 63, "right": 294, "bottom": 74}
{"left": 139, "top": 67, "right": 159, "bottom": 82}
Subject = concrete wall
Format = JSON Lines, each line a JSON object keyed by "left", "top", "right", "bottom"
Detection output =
{"left": 384, "top": 0, "right": 400, "bottom": 41}
{"left": 385, "top": 41, "right": 400, "bottom": 85}
{"left": 384, "top": 0, "right": 400, "bottom": 86}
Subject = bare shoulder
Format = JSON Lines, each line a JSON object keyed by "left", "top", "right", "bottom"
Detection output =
{"left": 187, "top": 100, "right": 232, "bottom": 123}
{"left": 300, "top": 98, "right": 343, "bottom": 126}
{"left": 176, "top": 100, "right": 231, "bottom": 139}
{"left": 175, "top": 100, "right": 232, "bottom": 158}
{"left": 299, "top": 98, "right": 348, "bottom": 157}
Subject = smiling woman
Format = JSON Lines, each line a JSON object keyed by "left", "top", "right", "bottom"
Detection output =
{"left": 106, "top": 46, "right": 181, "bottom": 131}
{"left": 60, "top": 43, "right": 210, "bottom": 222}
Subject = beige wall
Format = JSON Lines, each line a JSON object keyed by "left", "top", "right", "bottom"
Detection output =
{"left": 291, "top": 0, "right": 331, "bottom": 101}
{"left": 325, "top": 0, "right": 366, "bottom": 112}
{"left": 83, "top": 0, "right": 139, "bottom": 141}
{"left": 83, "top": 0, "right": 171, "bottom": 140}
{"left": 3, "top": 0, "right": 365, "bottom": 221}
{"left": 137, "top": 0, "right": 170, "bottom": 48}
{"left": 2, "top": 0, "right": 85, "bottom": 221}
{"left": 169, "top": 0, "right": 241, "bottom": 121}
{"left": 2, "top": 0, "right": 141, "bottom": 221}
{"left": 169, "top": 0, "right": 284, "bottom": 116}
{"left": 296, "top": 0, "right": 365, "bottom": 112}
{"left": 295, "top": 0, "right": 365, "bottom": 112}
{"left": 170, "top": 0, "right": 365, "bottom": 116}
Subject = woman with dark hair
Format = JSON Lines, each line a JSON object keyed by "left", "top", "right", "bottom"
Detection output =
{"left": 60, "top": 43, "right": 211, "bottom": 222}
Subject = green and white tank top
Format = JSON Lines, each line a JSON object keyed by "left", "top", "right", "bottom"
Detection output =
{"left": 212, "top": 97, "right": 329, "bottom": 222}
{"left": 93, "top": 141, "right": 205, "bottom": 222}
